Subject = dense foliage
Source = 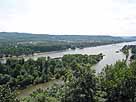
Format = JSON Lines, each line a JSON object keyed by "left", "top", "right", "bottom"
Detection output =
{"left": 122, "top": 45, "right": 136, "bottom": 60}
{"left": 0, "top": 54, "right": 103, "bottom": 90}
{"left": 21, "top": 64, "right": 97, "bottom": 102}
{"left": 0, "top": 32, "right": 129, "bottom": 42}
{"left": 130, "top": 45, "right": 136, "bottom": 60}
{"left": 0, "top": 32, "right": 133, "bottom": 57}
{"left": 21, "top": 59, "right": 136, "bottom": 102}
{"left": 1, "top": 49, "right": 136, "bottom": 102}
{"left": 0, "top": 85, "right": 18, "bottom": 102}
{"left": 0, "top": 41, "right": 121, "bottom": 57}
{"left": 121, "top": 45, "right": 129, "bottom": 55}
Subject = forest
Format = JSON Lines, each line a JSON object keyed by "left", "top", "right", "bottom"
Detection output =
{"left": 21, "top": 54, "right": 136, "bottom": 102}
{"left": 122, "top": 45, "right": 136, "bottom": 60}
{"left": 0, "top": 53, "right": 136, "bottom": 102}
{"left": 0, "top": 32, "right": 136, "bottom": 102}
{"left": 20, "top": 60, "right": 136, "bottom": 102}
{"left": 0, "top": 40, "right": 123, "bottom": 58}
{"left": 0, "top": 54, "right": 104, "bottom": 102}
{"left": 0, "top": 32, "right": 135, "bottom": 57}
{"left": 0, "top": 32, "right": 131, "bottom": 42}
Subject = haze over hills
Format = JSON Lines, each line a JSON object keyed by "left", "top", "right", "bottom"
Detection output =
{"left": 0, "top": 32, "right": 135, "bottom": 42}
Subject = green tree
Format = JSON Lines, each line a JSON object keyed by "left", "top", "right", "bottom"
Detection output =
{"left": 0, "top": 85, "right": 18, "bottom": 102}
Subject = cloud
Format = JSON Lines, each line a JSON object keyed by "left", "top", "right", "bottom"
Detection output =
{"left": 0, "top": 0, "right": 136, "bottom": 36}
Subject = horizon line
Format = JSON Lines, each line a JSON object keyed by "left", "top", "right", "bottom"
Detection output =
{"left": 0, "top": 31, "right": 136, "bottom": 37}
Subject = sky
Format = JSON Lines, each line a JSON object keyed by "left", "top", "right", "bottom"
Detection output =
{"left": 0, "top": 0, "right": 136, "bottom": 36}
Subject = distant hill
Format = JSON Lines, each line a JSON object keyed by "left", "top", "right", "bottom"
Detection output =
{"left": 121, "top": 36, "right": 136, "bottom": 41}
{"left": 0, "top": 32, "right": 134, "bottom": 42}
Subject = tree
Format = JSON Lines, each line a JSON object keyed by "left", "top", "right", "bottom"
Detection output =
{"left": 0, "top": 85, "right": 18, "bottom": 102}
{"left": 62, "top": 65, "right": 96, "bottom": 102}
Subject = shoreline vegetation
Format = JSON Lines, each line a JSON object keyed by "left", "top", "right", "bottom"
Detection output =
{"left": 0, "top": 44, "right": 136, "bottom": 101}
{"left": 121, "top": 45, "right": 136, "bottom": 62}
{"left": 0, "top": 32, "right": 135, "bottom": 59}
{"left": 0, "top": 41, "right": 134, "bottom": 64}
{"left": 0, "top": 54, "right": 103, "bottom": 101}
{"left": 18, "top": 52, "right": 136, "bottom": 102}
{"left": 2, "top": 53, "right": 136, "bottom": 102}
{"left": 1, "top": 32, "right": 136, "bottom": 102}
{"left": 16, "top": 78, "right": 64, "bottom": 99}
{"left": 0, "top": 40, "right": 124, "bottom": 59}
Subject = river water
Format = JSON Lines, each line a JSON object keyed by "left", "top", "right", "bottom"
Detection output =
{"left": 16, "top": 79, "right": 63, "bottom": 99}
{"left": 24, "top": 41, "right": 136, "bottom": 73}
{"left": 17, "top": 41, "right": 136, "bottom": 99}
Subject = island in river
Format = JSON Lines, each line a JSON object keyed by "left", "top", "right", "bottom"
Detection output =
{"left": 15, "top": 41, "right": 136, "bottom": 99}
{"left": 1, "top": 32, "right": 136, "bottom": 101}
{"left": 0, "top": 32, "right": 135, "bottom": 58}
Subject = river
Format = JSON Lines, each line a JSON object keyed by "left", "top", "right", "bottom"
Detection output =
{"left": 16, "top": 79, "right": 63, "bottom": 99}
{"left": 14, "top": 41, "right": 136, "bottom": 99}
{"left": 24, "top": 41, "right": 136, "bottom": 73}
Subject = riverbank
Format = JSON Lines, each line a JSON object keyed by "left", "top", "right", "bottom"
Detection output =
{"left": 16, "top": 79, "right": 63, "bottom": 99}
{"left": 16, "top": 41, "right": 136, "bottom": 99}
{"left": 0, "top": 41, "right": 131, "bottom": 64}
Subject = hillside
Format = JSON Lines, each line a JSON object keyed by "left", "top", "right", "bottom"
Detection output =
{"left": 0, "top": 32, "right": 131, "bottom": 42}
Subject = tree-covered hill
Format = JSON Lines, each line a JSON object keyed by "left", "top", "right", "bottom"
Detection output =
{"left": 0, "top": 32, "right": 135, "bottom": 57}
{"left": 0, "top": 32, "right": 133, "bottom": 42}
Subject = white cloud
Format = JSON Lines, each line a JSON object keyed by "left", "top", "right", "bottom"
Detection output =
{"left": 0, "top": 0, "right": 136, "bottom": 36}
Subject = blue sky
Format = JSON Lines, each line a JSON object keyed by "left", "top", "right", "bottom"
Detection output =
{"left": 0, "top": 0, "right": 136, "bottom": 36}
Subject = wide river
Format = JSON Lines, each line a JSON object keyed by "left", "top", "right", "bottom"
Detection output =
{"left": 24, "top": 41, "right": 136, "bottom": 73}
{"left": 17, "top": 41, "right": 136, "bottom": 99}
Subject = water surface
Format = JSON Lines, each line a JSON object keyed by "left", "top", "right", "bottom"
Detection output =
{"left": 25, "top": 41, "right": 136, "bottom": 73}
{"left": 17, "top": 41, "right": 136, "bottom": 99}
